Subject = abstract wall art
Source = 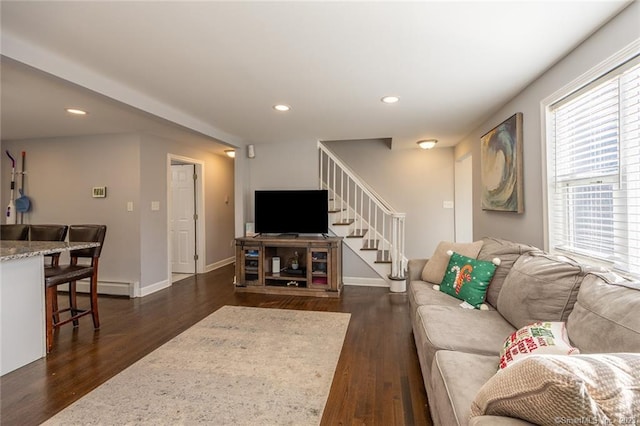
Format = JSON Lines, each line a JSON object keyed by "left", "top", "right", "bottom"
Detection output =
{"left": 480, "top": 113, "right": 524, "bottom": 213}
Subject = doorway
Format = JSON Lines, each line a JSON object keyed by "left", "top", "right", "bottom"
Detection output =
{"left": 167, "top": 155, "right": 205, "bottom": 283}
{"left": 454, "top": 154, "right": 473, "bottom": 243}
{"left": 171, "top": 163, "right": 196, "bottom": 276}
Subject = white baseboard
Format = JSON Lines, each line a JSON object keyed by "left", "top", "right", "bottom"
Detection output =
{"left": 137, "top": 279, "right": 171, "bottom": 298}
{"left": 131, "top": 258, "right": 234, "bottom": 298}
{"left": 56, "top": 279, "right": 169, "bottom": 298}
{"left": 343, "top": 276, "right": 389, "bottom": 287}
{"left": 205, "top": 256, "right": 235, "bottom": 273}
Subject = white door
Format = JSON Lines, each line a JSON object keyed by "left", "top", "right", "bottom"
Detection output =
{"left": 171, "top": 164, "right": 196, "bottom": 273}
{"left": 454, "top": 155, "right": 473, "bottom": 243}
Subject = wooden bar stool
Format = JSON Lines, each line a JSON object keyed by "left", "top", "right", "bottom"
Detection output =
{"left": 0, "top": 224, "right": 29, "bottom": 240}
{"left": 44, "top": 225, "right": 106, "bottom": 353}
{"left": 29, "top": 224, "right": 69, "bottom": 267}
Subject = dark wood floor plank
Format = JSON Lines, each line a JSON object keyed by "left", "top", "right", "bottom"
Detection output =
{"left": 0, "top": 265, "right": 431, "bottom": 425}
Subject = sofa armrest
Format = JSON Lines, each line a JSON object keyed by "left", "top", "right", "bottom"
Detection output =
{"left": 407, "top": 259, "right": 428, "bottom": 281}
{"left": 469, "top": 416, "right": 536, "bottom": 426}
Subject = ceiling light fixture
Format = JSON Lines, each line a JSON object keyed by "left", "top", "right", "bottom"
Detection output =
{"left": 224, "top": 149, "right": 236, "bottom": 158}
{"left": 417, "top": 139, "right": 438, "bottom": 150}
{"left": 66, "top": 108, "right": 87, "bottom": 115}
{"left": 381, "top": 96, "right": 399, "bottom": 104}
{"left": 273, "top": 104, "right": 291, "bottom": 112}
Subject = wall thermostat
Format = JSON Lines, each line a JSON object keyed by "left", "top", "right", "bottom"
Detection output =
{"left": 92, "top": 186, "right": 107, "bottom": 198}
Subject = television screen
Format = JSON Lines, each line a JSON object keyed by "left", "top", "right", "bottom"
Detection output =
{"left": 255, "top": 190, "right": 328, "bottom": 234}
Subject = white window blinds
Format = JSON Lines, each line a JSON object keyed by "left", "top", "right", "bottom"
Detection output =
{"left": 548, "top": 57, "right": 640, "bottom": 277}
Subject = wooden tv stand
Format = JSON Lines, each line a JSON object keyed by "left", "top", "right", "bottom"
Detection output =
{"left": 234, "top": 235, "right": 343, "bottom": 298}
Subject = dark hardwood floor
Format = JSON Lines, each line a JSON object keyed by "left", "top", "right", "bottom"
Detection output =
{"left": 0, "top": 264, "right": 431, "bottom": 425}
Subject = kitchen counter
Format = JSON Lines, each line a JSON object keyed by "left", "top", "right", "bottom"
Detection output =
{"left": 1, "top": 240, "right": 100, "bottom": 375}
{"left": 1, "top": 240, "right": 99, "bottom": 261}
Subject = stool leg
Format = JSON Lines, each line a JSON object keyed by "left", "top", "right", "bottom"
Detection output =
{"left": 69, "top": 281, "right": 79, "bottom": 327}
{"left": 45, "top": 286, "right": 54, "bottom": 353}
{"left": 52, "top": 289, "right": 60, "bottom": 324}
{"left": 90, "top": 272, "right": 100, "bottom": 329}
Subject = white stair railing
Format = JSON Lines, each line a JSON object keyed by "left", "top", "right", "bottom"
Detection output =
{"left": 318, "top": 142, "right": 406, "bottom": 279}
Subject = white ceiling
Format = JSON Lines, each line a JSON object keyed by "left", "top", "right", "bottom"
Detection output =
{"left": 0, "top": 1, "right": 633, "bottom": 151}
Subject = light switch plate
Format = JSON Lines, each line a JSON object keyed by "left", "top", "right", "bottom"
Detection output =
{"left": 443, "top": 201, "right": 454, "bottom": 209}
{"left": 151, "top": 201, "right": 160, "bottom": 211}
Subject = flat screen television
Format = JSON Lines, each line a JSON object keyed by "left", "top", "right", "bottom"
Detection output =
{"left": 254, "top": 190, "right": 328, "bottom": 235}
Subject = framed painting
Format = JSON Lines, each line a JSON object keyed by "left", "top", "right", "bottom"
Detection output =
{"left": 480, "top": 112, "right": 524, "bottom": 213}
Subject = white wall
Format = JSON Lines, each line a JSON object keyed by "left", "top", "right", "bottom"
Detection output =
{"left": 140, "top": 134, "right": 236, "bottom": 290}
{"left": 242, "top": 140, "right": 320, "bottom": 225}
{"left": 1, "top": 132, "right": 235, "bottom": 295}
{"left": 1, "top": 135, "right": 142, "bottom": 286}
{"left": 139, "top": 136, "right": 169, "bottom": 289}
{"left": 324, "top": 139, "right": 455, "bottom": 260}
{"left": 235, "top": 137, "right": 455, "bottom": 278}
{"left": 454, "top": 2, "right": 640, "bottom": 249}
{"left": 236, "top": 137, "right": 456, "bottom": 278}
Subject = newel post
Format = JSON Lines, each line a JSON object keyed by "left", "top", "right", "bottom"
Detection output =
{"left": 389, "top": 213, "right": 407, "bottom": 292}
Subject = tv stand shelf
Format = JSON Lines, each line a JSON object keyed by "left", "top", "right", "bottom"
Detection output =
{"left": 235, "top": 235, "right": 343, "bottom": 298}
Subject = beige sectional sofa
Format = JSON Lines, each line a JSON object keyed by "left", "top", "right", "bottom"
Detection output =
{"left": 408, "top": 237, "right": 640, "bottom": 426}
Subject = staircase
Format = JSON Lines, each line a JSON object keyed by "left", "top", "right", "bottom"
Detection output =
{"left": 318, "top": 142, "right": 407, "bottom": 285}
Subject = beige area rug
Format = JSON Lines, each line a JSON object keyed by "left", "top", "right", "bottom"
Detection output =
{"left": 43, "top": 306, "right": 351, "bottom": 425}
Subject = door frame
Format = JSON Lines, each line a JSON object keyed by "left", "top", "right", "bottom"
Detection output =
{"left": 167, "top": 154, "right": 205, "bottom": 281}
{"left": 454, "top": 153, "right": 473, "bottom": 243}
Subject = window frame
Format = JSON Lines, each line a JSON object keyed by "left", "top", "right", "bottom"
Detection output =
{"left": 541, "top": 40, "right": 640, "bottom": 278}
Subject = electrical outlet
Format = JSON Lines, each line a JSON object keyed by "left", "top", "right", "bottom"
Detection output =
{"left": 443, "top": 201, "right": 454, "bottom": 209}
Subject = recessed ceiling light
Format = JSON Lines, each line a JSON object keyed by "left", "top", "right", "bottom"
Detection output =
{"left": 381, "top": 96, "right": 399, "bottom": 104}
{"left": 273, "top": 104, "right": 291, "bottom": 112}
{"left": 66, "top": 108, "right": 87, "bottom": 115}
{"left": 224, "top": 149, "right": 236, "bottom": 158}
{"left": 417, "top": 139, "right": 438, "bottom": 150}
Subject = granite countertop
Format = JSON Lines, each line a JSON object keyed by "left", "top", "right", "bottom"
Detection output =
{"left": 0, "top": 241, "right": 101, "bottom": 261}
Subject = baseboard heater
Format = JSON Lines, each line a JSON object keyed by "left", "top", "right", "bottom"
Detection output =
{"left": 55, "top": 279, "right": 132, "bottom": 297}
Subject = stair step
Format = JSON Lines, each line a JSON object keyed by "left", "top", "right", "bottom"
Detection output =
{"left": 328, "top": 208, "right": 346, "bottom": 213}
{"left": 333, "top": 219, "right": 355, "bottom": 226}
{"left": 374, "top": 250, "right": 392, "bottom": 264}
{"left": 347, "top": 229, "right": 368, "bottom": 238}
{"left": 361, "top": 239, "right": 379, "bottom": 250}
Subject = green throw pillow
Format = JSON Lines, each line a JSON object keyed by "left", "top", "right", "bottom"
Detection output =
{"left": 439, "top": 251, "right": 497, "bottom": 309}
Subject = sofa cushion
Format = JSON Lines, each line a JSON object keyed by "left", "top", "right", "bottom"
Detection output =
{"left": 407, "top": 258, "right": 428, "bottom": 282}
{"left": 421, "top": 240, "right": 483, "bottom": 284}
{"left": 416, "top": 305, "right": 515, "bottom": 376}
{"left": 409, "top": 280, "right": 469, "bottom": 337}
{"left": 471, "top": 353, "right": 640, "bottom": 425}
{"left": 440, "top": 252, "right": 497, "bottom": 309}
{"left": 477, "top": 237, "right": 541, "bottom": 308}
{"left": 431, "top": 351, "right": 499, "bottom": 426}
{"left": 567, "top": 270, "right": 640, "bottom": 353}
{"left": 410, "top": 280, "right": 471, "bottom": 309}
{"left": 499, "top": 322, "right": 579, "bottom": 370}
{"left": 496, "top": 252, "right": 586, "bottom": 329}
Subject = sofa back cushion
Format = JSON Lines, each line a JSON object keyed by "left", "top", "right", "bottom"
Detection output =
{"left": 497, "top": 252, "right": 587, "bottom": 329}
{"left": 477, "top": 237, "right": 541, "bottom": 308}
{"left": 567, "top": 270, "right": 640, "bottom": 353}
{"left": 421, "top": 240, "right": 483, "bottom": 284}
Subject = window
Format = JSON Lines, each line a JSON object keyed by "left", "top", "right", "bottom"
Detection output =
{"left": 546, "top": 55, "right": 640, "bottom": 278}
